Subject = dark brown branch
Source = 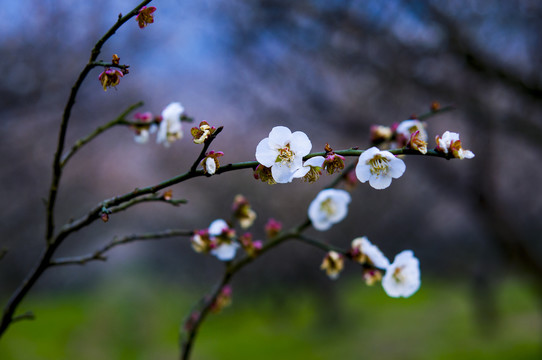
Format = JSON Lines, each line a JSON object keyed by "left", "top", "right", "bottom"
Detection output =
{"left": 50, "top": 229, "right": 193, "bottom": 267}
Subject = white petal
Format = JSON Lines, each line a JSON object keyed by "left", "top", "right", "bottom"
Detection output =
{"left": 358, "top": 147, "right": 381, "bottom": 163}
{"left": 360, "top": 237, "right": 390, "bottom": 269}
{"left": 205, "top": 157, "right": 216, "bottom": 175}
{"left": 255, "top": 138, "right": 277, "bottom": 167}
{"left": 369, "top": 174, "right": 392, "bottom": 190}
{"left": 208, "top": 219, "right": 228, "bottom": 236}
{"left": 211, "top": 242, "right": 239, "bottom": 261}
{"left": 268, "top": 126, "right": 292, "bottom": 148}
{"left": 388, "top": 157, "right": 406, "bottom": 179}
{"left": 271, "top": 163, "right": 296, "bottom": 183}
{"left": 290, "top": 131, "right": 312, "bottom": 156}
{"left": 304, "top": 156, "right": 325, "bottom": 167}
{"left": 355, "top": 164, "right": 371, "bottom": 183}
{"left": 293, "top": 165, "right": 311, "bottom": 178}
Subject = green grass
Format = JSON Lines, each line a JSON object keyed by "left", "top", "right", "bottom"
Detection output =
{"left": 1, "top": 275, "right": 541, "bottom": 360}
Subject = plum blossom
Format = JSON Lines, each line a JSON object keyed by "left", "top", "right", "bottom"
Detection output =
{"left": 355, "top": 147, "right": 406, "bottom": 190}
{"left": 208, "top": 219, "right": 239, "bottom": 261}
{"left": 435, "top": 131, "right": 475, "bottom": 159}
{"left": 350, "top": 236, "right": 390, "bottom": 269}
{"left": 396, "top": 119, "right": 427, "bottom": 146}
{"left": 308, "top": 189, "right": 351, "bottom": 231}
{"left": 320, "top": 251, "right": 344, "bottom": 280}
{"left": 157, "top": 102, "right": 184, "bottom": 147}
{"left": 382, "top": 250, "right": 421, "bottom": 298}
{"left": 255, "top": 126, "right": 312, "bottom": 183}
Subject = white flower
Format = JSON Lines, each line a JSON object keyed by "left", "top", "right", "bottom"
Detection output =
{"left": 255, "top": 126, "right": 312, "bottom": 183}
{"left": 308, "top": 188, "right": 351, "bottom": 231}
{"left": 208, "top": 219, "right": 239, "bottom": 261}
{"left": 157, "top": 102, "right": 184, "bottom": 147}
{"left": 355, "top": 147, "right": 406, "bottom": 190}
{"left": 396, "top": 120, "right": 427, "bottom": 141}
{"left": 436, "top": 131, "right": 475, "bottom": 159}
{"left": 382, "top": 250, "right": 421, "bottom": 298}
{"left": 351, "top": 236, "right": 389, "bottom": 269}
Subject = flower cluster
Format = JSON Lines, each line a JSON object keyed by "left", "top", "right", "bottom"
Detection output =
{"left": 191, "top": 196, "right": 263, "bottom": 261}
{"left": 321, "top": 236, "right": 421, "bottom": 298}
{"left": 255, "top": 126, "right": 408, "bottom": 190}
{"left": 191, "top": 219, "right": 239, "bottom": 261}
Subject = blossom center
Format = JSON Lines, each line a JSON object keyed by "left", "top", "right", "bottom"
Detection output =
{"left": 392, "top": 266, "right": 405, "bottom": 283}
{"left": 320, "top": 198, "right": 337, "bottom": 217}
{"left": 276, "top": 144, "right": 295, "bottom": 166}
{"left": 368, "top": 154, "right": 390, "bottom": 176}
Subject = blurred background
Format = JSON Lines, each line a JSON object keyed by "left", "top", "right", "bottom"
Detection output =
{"left": 1, "top": 0, "right": 542, "bottom": 358}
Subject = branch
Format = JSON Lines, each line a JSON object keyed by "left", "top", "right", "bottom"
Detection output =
{"left": 50, "top": 229, "right": 193, "bottom": 267}
{"left": 60, "top": 101, "right": 144, "bottom": 167}
{"left": 46, "top": 0, "right": 154, "bottom": 244}
{"left": 107, "top": 193, "right": 187, "bottom": 216}
{"left": 179, "top": 222, "right": 308, "bottom": 360}
{"left": 0, "top": 0, "right": 154, "bottom": 340}
{"left": 0, "top": 248, "right": 7, "bottom": 262}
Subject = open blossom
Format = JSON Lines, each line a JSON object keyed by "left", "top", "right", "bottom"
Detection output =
{"left": 382, "top": 250, "right": 421, "bottom": 298}
{"left": 157, "top": 102, "right": 184, "bottom": 147}
{"left": 350, "top": 237, "right": 389, "bottom": 269}
{"left": 208, "top": 219, "right": 239, "bottom": 261}
{"left": 255, "top": 126, "right": 312, "bottom": 183}
{"left": 435, "top": 131, "right": 475, "bottom": 159}
{"left": 308, "top": 189, "right": 351, "bottom": 231}
{"left": 320, "top": 251, "right": 344, "bottom": 280}
{"left": 355, "top": 147, "right": 406, "bottom": 190}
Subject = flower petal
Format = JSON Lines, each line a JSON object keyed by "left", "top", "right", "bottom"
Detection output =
{"left": 355, "top": 163, "right": 371, "bottom": 183}
{"left": 389, "top": 157, "right": 406, "bottom": 178}
{"left": 268, "top": 126, "right": 292, "bottom": 148}
{"left": 208, "top": 219, "right": 228, "bottom": 236}
{"left": 255, "top": 138, "right": 277, "bottom": 167}
{"left": 211, "top": 242, "right": 239, "bottom": 261}
{"left": 271, "top": 163, "right": 296, "bottom": 183}
{"left": 369, "top": 174, "right": 392, "bottom": 190}
{"left": 290, "top": 131, "right": 312, "bottom": 156}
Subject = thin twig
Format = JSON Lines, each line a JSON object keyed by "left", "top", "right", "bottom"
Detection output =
{"left": 108, "top": 194, "right": 187, "bottom": 215}
{"left": 50, "top": 229, "right": 193, "bottom": 267}
{"left": 0, "top": 248, "right": 7, "bottom": 262}
{"left": 12, "top": 312, "right": 35, "bottom": 323}
{"left": 60, "top": 101, "right": 144, "bottom": 167}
